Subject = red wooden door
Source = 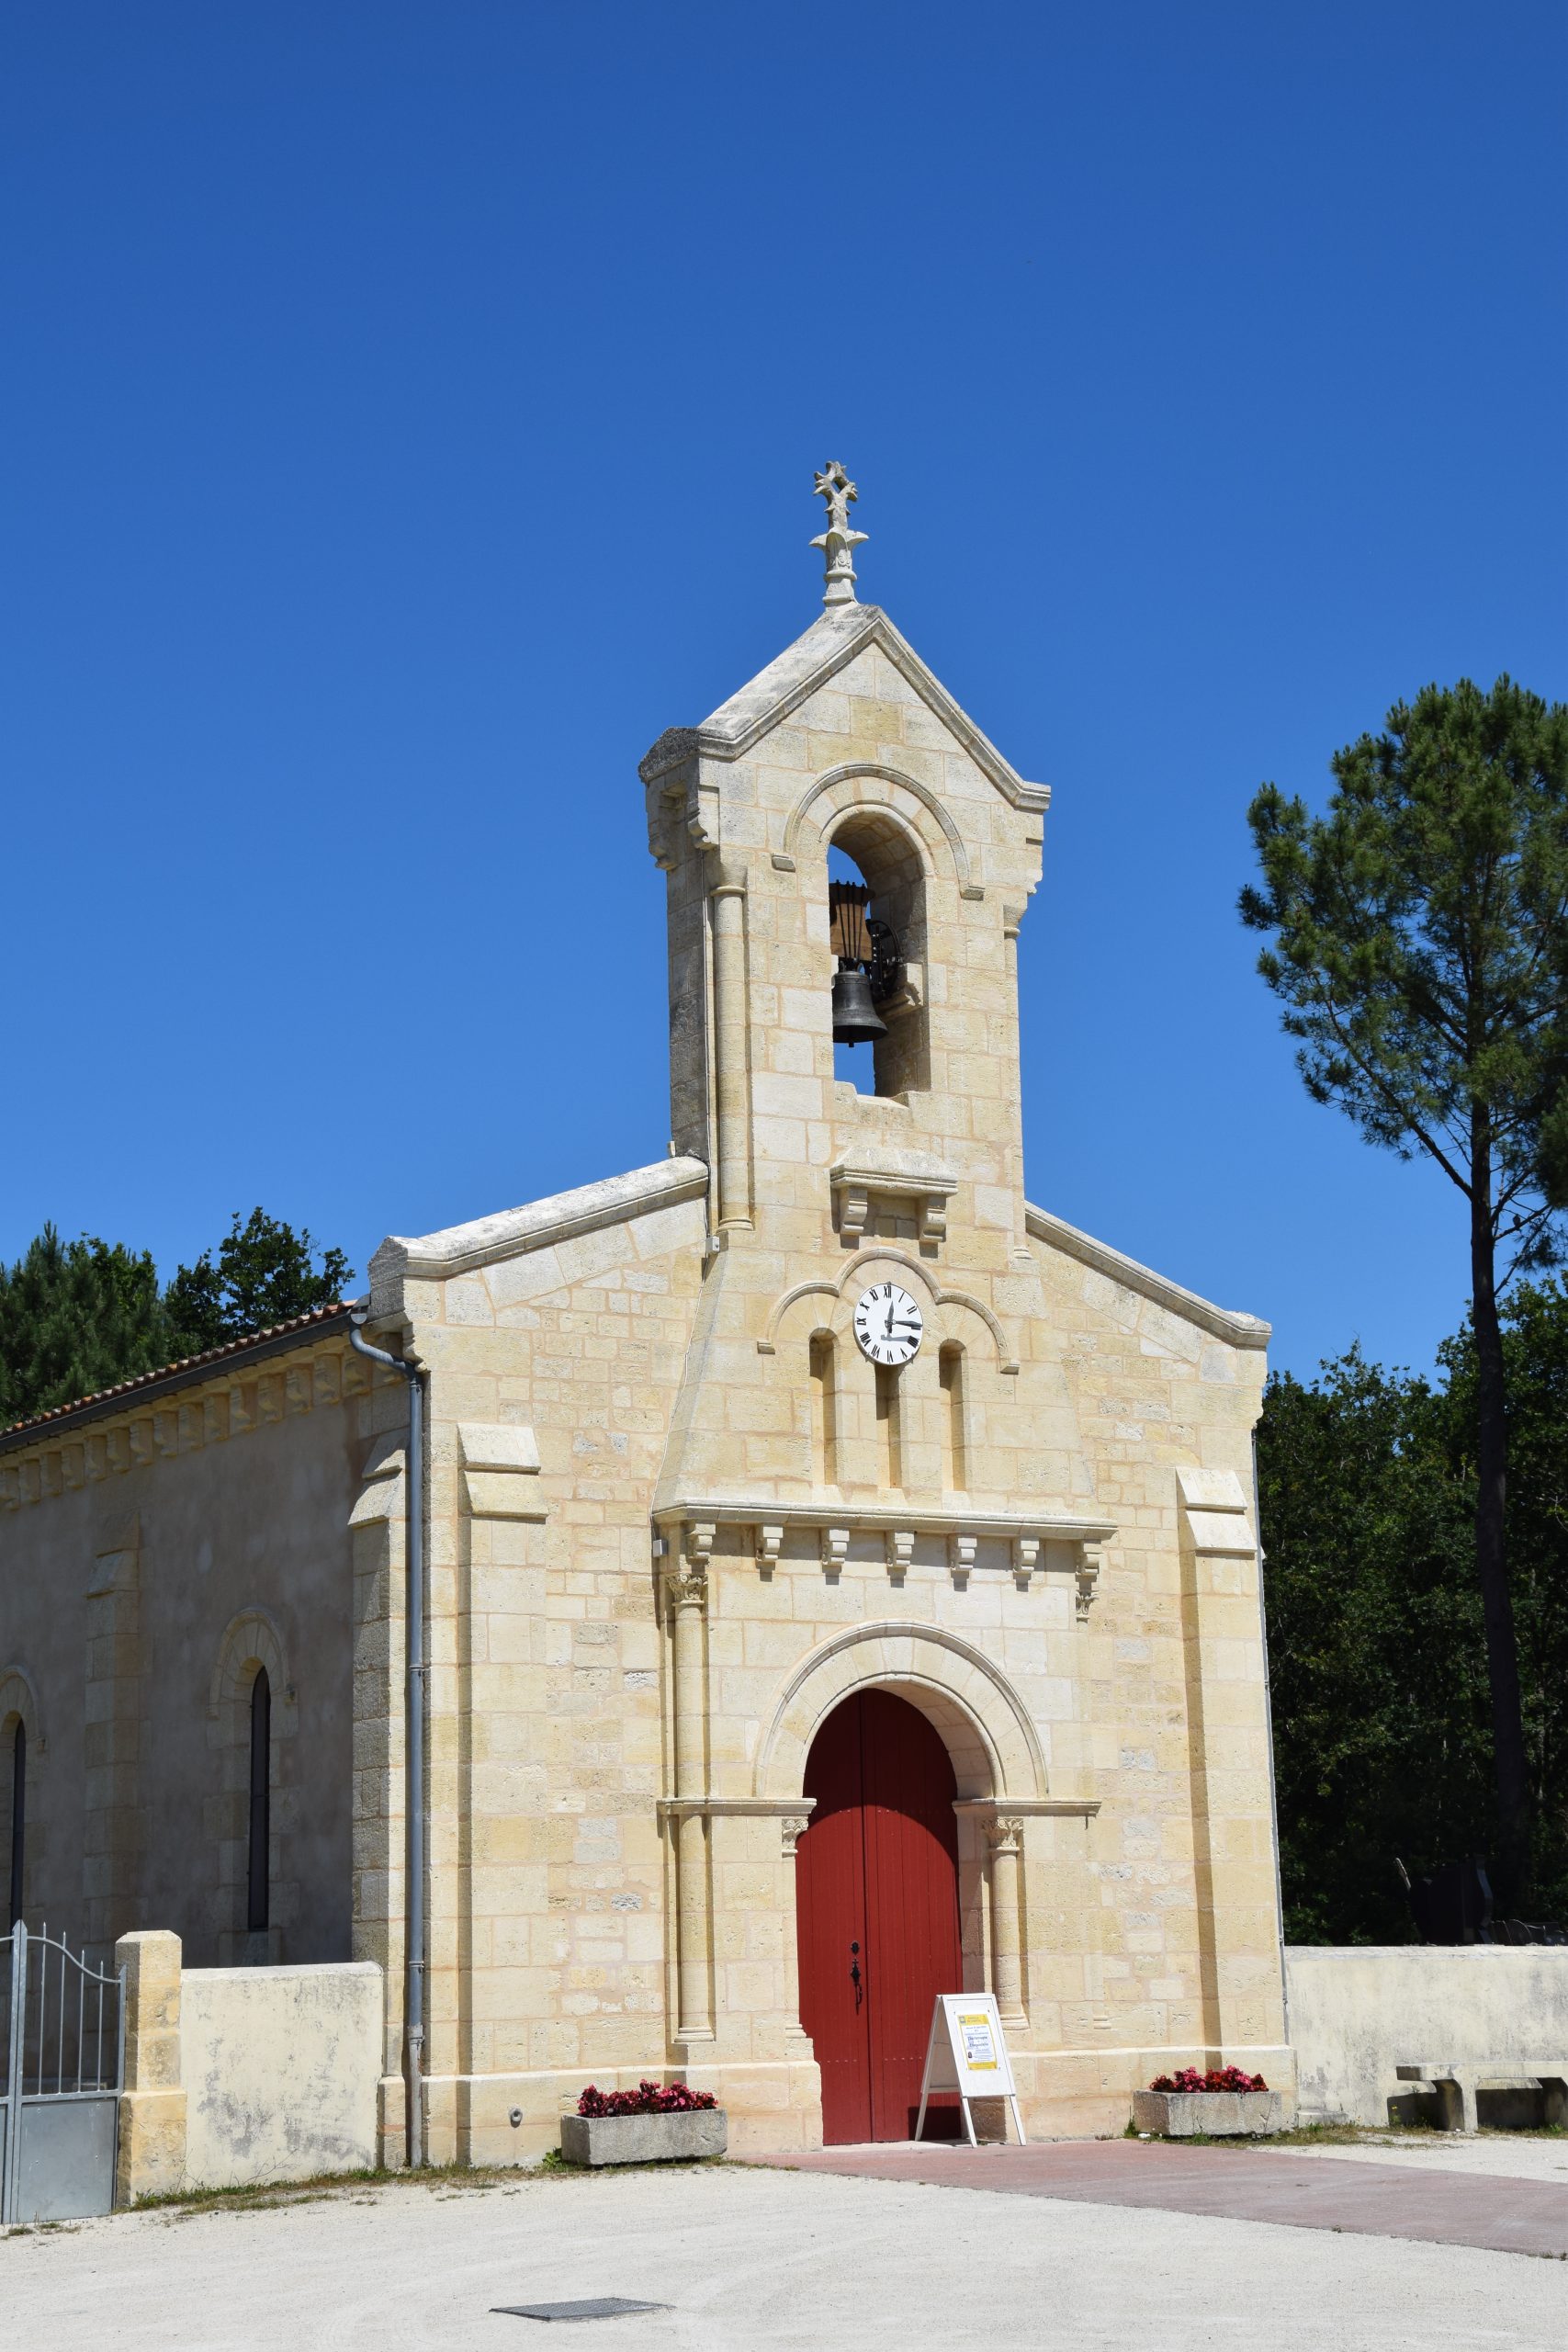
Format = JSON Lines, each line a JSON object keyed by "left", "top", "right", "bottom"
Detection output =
{"left": 796, "top": 1690, "right": 963, "bottom": 2143}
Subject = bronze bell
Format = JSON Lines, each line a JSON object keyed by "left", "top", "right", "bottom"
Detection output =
{"left": 831, "top": 966, "right": 887, "bottom": 1046}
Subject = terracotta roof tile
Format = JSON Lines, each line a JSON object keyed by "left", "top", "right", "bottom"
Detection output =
{"left": 0, "top": 1296, "right": 366, "bottom": 1446}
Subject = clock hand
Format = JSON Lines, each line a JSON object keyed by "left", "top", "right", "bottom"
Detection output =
{"left": 884, "top": 1301, "right": 895, "bottom": 1339}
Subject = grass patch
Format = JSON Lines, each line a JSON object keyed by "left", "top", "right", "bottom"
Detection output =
{"left": 123, "top": 2150, "right": 736, "bottom": 2223}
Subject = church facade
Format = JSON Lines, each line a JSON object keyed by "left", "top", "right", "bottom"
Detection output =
{"left": 0, "top": 480, "right": 1290, "bottom": 2156}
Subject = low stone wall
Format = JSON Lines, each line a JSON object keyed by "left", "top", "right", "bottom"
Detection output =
{"left": 115, "top": 1931, "right": 385, "bottom": 2200}
{"left": 182, "top": 1962, "right": 383, "bottom": 2188}
{"left": 1287, "top": 1945, "right": 1568, "bottom": 2125}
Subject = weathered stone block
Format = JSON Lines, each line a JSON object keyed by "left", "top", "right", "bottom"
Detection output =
{"left": 1131, "top": 2088, "right": 1282, "bottom": 2137}
{"left": 558, "top": 2109, "right": 728, "bottom": 2166}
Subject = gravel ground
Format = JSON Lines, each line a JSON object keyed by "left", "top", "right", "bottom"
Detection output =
{"left": 1261, "top": 2134, "right": 1568, "bottom": 2182}
{"left": 3, "top": 2158, "right": 1566, "bottom": 2352}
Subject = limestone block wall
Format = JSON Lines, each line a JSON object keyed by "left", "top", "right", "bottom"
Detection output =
{"left": 366, "top": 1165, "right": 710, "bottom": 2166}
{"left": 182, "top": 1960, "right": 383, "bottom": 2186}
{"left": 1289, "top": 1946, "right": 1568, "bottom": 2125}
{"left": 0, "top": 1322, "right": 384, "bottom": 1965}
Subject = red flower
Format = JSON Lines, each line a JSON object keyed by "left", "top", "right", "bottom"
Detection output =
{"left": 1145, "top": 2065, "right": 1267, "bottom": 2096}
{"left": 576, "top": 2079, "right": 718, "bottom": 2117}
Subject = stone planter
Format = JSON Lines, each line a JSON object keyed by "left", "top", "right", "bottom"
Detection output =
{"left": 1132, "top": 2089, "right": 1283, "bottom": 2138}
{"left": 558, "top": 2109, "right": 728, "bottom": 2167}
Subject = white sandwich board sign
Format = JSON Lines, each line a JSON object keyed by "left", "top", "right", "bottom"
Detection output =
{"left": 913, "top": 1992, "right": 1025, "bottom": 2146}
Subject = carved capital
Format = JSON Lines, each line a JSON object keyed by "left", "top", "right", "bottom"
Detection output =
{"left": 780, "top": 1813, "right": 812, "bottom": 1859}
{"left": 986, "top": 1815, "right": 1025, "bottom": 1854}
{"left": 664, "top": 1521, "right": 716, "bottom": 1612}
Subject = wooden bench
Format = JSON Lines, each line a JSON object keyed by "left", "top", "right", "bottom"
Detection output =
{"left": 1393, "top": 2062, "right": 1568, "bottom": 2134}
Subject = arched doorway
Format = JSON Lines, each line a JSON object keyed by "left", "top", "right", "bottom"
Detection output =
{"left": 796, "top": 1688, "right": 962, "bottom": 2143}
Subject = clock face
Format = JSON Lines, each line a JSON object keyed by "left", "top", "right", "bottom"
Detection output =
{"left": 852, "top": 1282, "right": 924, "bottom": 1367}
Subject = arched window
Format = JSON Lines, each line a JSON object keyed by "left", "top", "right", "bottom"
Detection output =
{"left": 247, "top": 1668, "right": 270, "bottom": 1934}
{"left": 809, "top": 1331, "right": 839, "bottom": 1486}
{"left": 7, "top": 1720, "right": 24, "bottom": 1930}
{"left": 940, "top": 1343, "right": 967, "bottom": 1491}
{"left": 875, "top": 1363, "right": 903, "bottom": 1491}
{"left": 827, "top": 820, "right": 929, "bottom": 1100}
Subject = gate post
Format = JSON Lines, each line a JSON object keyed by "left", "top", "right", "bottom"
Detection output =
{"left": 114, "top": 1930, "right": 186, "bottom": 2205}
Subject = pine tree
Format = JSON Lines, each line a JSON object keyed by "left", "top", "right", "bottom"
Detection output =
{"left": 1243, "top": 676, "right": 1568, "bottom": 1904}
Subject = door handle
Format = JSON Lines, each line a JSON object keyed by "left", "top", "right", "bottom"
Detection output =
{"left": 850, "top": 1939, "right": 863, "bottom": 2005}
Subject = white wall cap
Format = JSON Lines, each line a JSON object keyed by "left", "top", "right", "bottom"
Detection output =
{"left": 638, "top": 604, "right": 1049, "bottom": 814}
{"left": 457, "top": 1422, "right": 540, "bottom": 1474}
{"left": 1176, "top": 1465, "right": 1249, "bottom": 1511}
{"left": 1025, "top": 1202, "right": 1270, "bottom": 1350}
{"left": 367, "top": 1155, "right": 708, "bottom": 1311}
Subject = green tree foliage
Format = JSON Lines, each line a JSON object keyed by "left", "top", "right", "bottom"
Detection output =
{"left": 1260, "top": 1282, "right": 1568, "bottom": 1941}
{"left": 1242, "top": 677, "right": 1568, "bottom": 1902}
{"left": 0, "top": 1211, "right": 353, "bottom": 1428}
{"left": 163, "top": 1209, "right": 352, "bottom": 1355}
{"left": 0, "top": 1227, "right": 169, "bottom": 1429}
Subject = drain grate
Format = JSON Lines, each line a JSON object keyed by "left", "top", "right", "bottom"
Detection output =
{"left": 492, "top": 2301, "right": 671, "bottom": 2324}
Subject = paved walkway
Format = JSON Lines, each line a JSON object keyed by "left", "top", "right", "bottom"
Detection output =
{"left": 5, "top": 2160, "right": 1567, "bottom": 2350}
{"left": 746, "top": 2135, "right": 1568, "bottom": 2260}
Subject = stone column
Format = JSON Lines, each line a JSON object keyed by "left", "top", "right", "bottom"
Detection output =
{"left": 114, "top": 1929, "right": 186, "bottom": 2204}
{"left": 708, "top": 860, "right": 751, "bottom": 1232}
{"left": 986, "top": 1816, "right": 1026, "bottom": 2023}
{"left": 780, "top": 1812, "right": 812, "bottom": 2044}
{"left": 667, "top": 1532, "right": 713, "bottom": 2041}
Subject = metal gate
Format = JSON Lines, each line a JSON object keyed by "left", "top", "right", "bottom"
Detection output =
{"left": 0, "top": 1924, "right": 124, "bottom": 2223}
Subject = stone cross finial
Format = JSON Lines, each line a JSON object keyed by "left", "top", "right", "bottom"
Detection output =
{"left": 811, "top": 461, "right": 868, "bottom": 606}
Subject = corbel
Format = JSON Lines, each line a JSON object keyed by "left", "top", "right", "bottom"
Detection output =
{"left": 886, "top": 1529, "right": 916, "bottom": 1588}
{"left": 1012, "top": 1535, "right": 1041, "bottom": 1592}
{"left": 755, "top": 1523, "right": 784, "bottom": 1580}
{"left": 0, "top": 1468, "right": 18, "bottom": 1510}
{"left": 285, "top": 1365, "right": 314, "bottom": 1416}
{"left": 838, "top": 1182, "right": 870, "bottom": 1244}
{"left": 153, "top": 1410, "right": 179, "bottom": 1458}
{"left": 917, "top": 1191, "right": 948, "bottom": 1248}
{"left": 61, "top": 1442, "right": 86, "bottom": 1490}
{"left": 203, "top": 1394, "right": 231, "bottom": 1445}
{"left": 177, "top": 1401, "right": 205, "bottom": 1452}
{"left": 948, "top": 1532, "right": 977, "bottom": 1591}
{"left": 40, "top": 1453, "right": 63, "bottom": 1498}
{"left": 106, "top": 1428, "right": 132, "bottom": 1475}
{"left": 821, "top": 1526, "right": 851, "bottom": 1583}
{"left": 1076, "top": 1547, "right": 1102, "bottom": 1620}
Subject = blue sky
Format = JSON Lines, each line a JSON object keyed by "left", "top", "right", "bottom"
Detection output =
{"left": 4, "top": 3, "right": 1564, "bottom": 1380}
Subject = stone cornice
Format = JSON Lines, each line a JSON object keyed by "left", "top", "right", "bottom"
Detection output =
{"left": 1024, "top": 1203, "right": 1269, "bottom": 1350}
{"left": 0, "top": 1308, "right": 359, "bottom": 1465}
{"left": 0, "top": 1321, "right": 371, "bottom": 1506}
{"left": 638, "top": 604, "right": 1049, "bottom": 814}
{"left": 653, "top": 1499, "right": 1115, "bottom": 1545}
{"left": 369, "top": 1156, "right": 709, "bottom": 1306}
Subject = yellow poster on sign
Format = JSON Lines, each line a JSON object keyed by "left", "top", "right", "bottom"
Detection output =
{"left": 958, "top": 2014, "right": 998, "bottom": 2070}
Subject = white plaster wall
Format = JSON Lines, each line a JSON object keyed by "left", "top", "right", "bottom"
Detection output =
{"left": 1287, "top": 1946, "right": 1568, "bottom": 2124}
{"left": 182, "top": 1962, "right": 382, "bottom": 2187}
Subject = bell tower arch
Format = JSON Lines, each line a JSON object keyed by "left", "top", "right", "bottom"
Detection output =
{"left": 639, "top": 474, "right": 1050, "bottom": 1267}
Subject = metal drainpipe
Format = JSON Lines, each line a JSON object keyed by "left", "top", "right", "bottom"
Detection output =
{"left": 350, "top": 1313, "right": 427, "bottom": 2168}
